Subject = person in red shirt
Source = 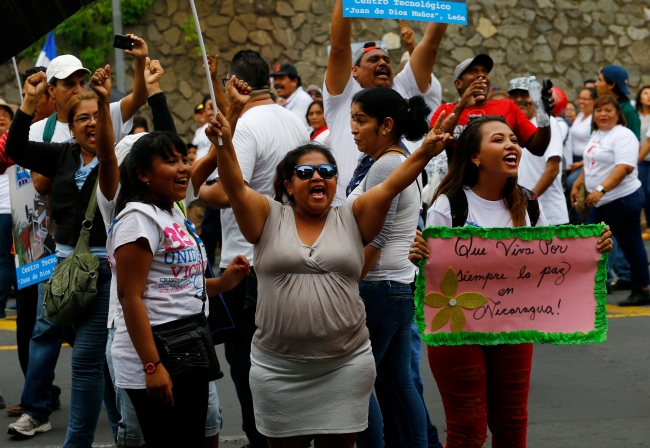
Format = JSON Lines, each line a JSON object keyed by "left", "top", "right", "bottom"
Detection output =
{"left": 431, "top": 54, "right": 552, "bottom": 161}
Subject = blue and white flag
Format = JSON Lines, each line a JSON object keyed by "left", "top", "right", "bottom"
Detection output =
{"left": 35, "top": 32, "right": 57, "bottom": 67}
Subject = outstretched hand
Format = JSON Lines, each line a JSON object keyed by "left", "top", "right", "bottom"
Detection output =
{"left": 399, "top": 20, "right": 415, "bottom": 46}
{"left": 144, "top": 58, "right": 164, "bottom": 95}
{"left": 205, "top": 112, "right": 232, "bottom": 146}
{"left": 21, "top": 72, "right": 48, "bottom": 114}
{"left": 225, "top": 75, "right": 252, "bottom": 106}
{"left": 219, "top": 255, "right": 250, "bottom": 291}
{"left": 206, "top": 54, "right": 219, "bottom": 79}
{"left": 421, "top": 111, "right": 454, "bottom": 157}
{"left": 124, "top": 34, "right": 149, "bottom": 59}
{"left": 90, "top": 65, "right": 112, "bottom": 101}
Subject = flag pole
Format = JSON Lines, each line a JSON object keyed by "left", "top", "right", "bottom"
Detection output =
{"left": 188, "top": 0, "right": 222, "bottom": 145}
{"left": 12, "top": 57, "right": 22, "bottom": 103}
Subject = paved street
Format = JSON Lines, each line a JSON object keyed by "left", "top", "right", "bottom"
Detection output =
{"left": 0, "top": 291, "right": 649, "bottom": 447}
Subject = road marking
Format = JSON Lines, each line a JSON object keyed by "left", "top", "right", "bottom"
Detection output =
{"left": 0, "top": 316, "right": 17, "bottom": 331}
{"left": 606, "top": 304, "right": 650, "bottom": 318}
{"left": 0, "top": 343, "right": 69, "bottom": 350}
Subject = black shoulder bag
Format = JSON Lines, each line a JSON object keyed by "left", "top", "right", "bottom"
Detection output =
{"left": 149, "top": 221, "right": 223, "bottom": 381}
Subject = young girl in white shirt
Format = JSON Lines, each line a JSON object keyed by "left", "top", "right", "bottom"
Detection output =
{"left": 108, "top": 132, "right": 249, "bottom": 447}
{"left": 409, "top": 116, "right": 612, "bottom": 448}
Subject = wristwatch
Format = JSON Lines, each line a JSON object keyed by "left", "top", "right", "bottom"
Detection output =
{"left": 143, "top": 360, "right": 162, "bottom": 374}
{"left": 596, "top": 185, "right": 607, "bottom": 194}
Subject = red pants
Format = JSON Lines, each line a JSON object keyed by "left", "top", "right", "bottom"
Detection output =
{"left": 428, "top": 344, "right": 533, "bottom": 448}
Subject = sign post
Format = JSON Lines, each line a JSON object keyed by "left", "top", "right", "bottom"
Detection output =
{"left": 415, "top": 224, "right": 608, "bottom": 346}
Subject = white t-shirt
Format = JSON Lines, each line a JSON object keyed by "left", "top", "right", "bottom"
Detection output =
{"left": 427, "top": 188, "right": 548, "bottom": 228}
{"left": 29, "top": 100, "right": 133, "bottom": 144}
{"left": 108, "top": 202, "right": 208, "bottom": 389}
{"left": 313, "top": 128, "right": 331, "bottom": 147}
{"left": 283, "top": 87, "right": 313, "bottom": 128}
{"left": 518, "top": 116, "right": 569, "bottom": 225}
{"left": 219, "top": 104, "right": 310, "bottom": 268}
{"left": 97, "top": 132, "right": 201, "bottom": 328}
{"left": 0, "top": 173, "right": 9, "bottom": 214}
{"left": 193, "top": 123, "right": 212, "bottom": 161}
{"left": 323, "top": 62, "right": 442, "bottom": 205}
{"left": 565, "top": 112, "right": 592, "bottom": 159}
{"left": 583, "top": 124, "right": 641, "bottom": 207}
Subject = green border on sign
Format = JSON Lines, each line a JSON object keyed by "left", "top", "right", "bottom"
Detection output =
{"left": 414, "top": 224, "right": 609, "bottom": 346}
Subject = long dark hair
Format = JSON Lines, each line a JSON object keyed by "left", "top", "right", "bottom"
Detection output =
{"left": 351, "top": 88, "right": 431, "bottom": 142}
{"left": 433, "top": 115, "right": 528, "bottom": 227}
{"left": 635, "top": 85, "right": 650, "bottom": 113}
{"left": 115, "top": 131, "right": 188, "bottom": 215}
{"left": 273, "top": 142, "right": 337, "bottom": 205}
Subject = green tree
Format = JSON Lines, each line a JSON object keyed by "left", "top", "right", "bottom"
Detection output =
{"left": 23, "top": 0, "right": 153, "bottom": 70}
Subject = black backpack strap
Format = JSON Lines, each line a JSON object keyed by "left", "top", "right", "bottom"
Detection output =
{"left": 517, "top": 185, "right": 540, "bottom": 227}
{"left": 448, "top": 189, "right": 469, "bottom": 228}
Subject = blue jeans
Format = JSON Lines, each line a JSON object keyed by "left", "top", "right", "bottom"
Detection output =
{"left": 609, "top": 237, "right": 631, "bottom": 283}
{"left": 356, "top": 281, "right": 432, "bottom": 448}
{"left": 21, "top": 259, "right": 115, "bottom": 447}
{"left": 221, "top": 268, "right": 267, "bottom": 448}
{"left": 588, "top": 188, "right": 650, "bottom": 290}
{"left": 0, "top": 214, "right": 13, "bottom": 315}
{"left": 637, "top": 160, "right": 650, "bottom": 222}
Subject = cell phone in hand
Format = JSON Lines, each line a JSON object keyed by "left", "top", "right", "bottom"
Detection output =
{"left": 113, "top": 34, "right": 134, "bottom": 51}
{"left": 542, "top": 78, "right": 553, "bottom": 91}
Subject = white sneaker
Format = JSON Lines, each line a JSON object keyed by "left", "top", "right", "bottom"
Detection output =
{"left": 7, "top": 413, "right": 51, "bottom": 437}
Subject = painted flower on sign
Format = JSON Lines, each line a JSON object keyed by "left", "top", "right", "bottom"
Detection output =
{"left": 424, "top": 267, "right": 488, "bottom": 333}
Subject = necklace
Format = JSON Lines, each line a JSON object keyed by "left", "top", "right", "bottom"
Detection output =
{"left": 377, "top": 147, "right": 407, "bottom": 159}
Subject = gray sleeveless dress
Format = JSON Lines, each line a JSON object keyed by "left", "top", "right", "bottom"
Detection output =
{"left": 249, "top": 196, "right": 375, "bottom": 437}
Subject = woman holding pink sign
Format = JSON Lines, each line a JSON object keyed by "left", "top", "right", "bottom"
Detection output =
{"left": 409, "top": 115, "right": 612, "bottom": 448}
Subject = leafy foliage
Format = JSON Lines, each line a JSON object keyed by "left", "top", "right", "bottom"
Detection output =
{"left": 181, "top": 16, "right": 208, "bottom": 58}
{"left": 22, "top": 0, "right": 153, "bottom": 70}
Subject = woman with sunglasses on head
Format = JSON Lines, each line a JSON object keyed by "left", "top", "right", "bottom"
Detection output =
{"left": 5, "top": 68, "right": 119, "bottom": 444}
{"left": 408, "top": 116, "right": 612, "bottom": 448}
{"left": 346, "top": 88, "right": 434, "bottom": 447}
{"left": 204, "top": 105, "right": 453, "bottom": 447}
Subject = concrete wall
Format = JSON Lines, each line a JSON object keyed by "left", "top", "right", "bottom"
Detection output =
{"left": 2, "top": 0, "right": 650, "bottom": 141}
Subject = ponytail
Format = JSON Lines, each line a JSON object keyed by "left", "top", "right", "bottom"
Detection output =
{"left": 351, "top": 88, "right": 431, "bottom": 143}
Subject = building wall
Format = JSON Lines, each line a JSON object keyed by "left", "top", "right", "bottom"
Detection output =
{"left": 1, "top": 0, "right": 650, "bottom": 141}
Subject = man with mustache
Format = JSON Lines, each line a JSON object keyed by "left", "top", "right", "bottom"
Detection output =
{"left": 271, "top": 62, "right": 312, "bottom": 128}
{"left": 325, "top": 0, "right": 446, "bottom": 205}
{"left": 431, "top": 54, "right": 553, "bottom": 162}
{"left": 508, "top": 76, "right": 569, "bottom": 226}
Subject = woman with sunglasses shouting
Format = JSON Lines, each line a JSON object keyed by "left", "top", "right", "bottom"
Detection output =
{"left": 204, "top": 104, "right": 454, "bottom": 447}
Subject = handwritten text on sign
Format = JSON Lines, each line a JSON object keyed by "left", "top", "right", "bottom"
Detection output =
{"left": 423, "top": 234, "right": 602, "bottom": 337}
{"left": 342, "top": 0, "right": 468, "bottom": 25}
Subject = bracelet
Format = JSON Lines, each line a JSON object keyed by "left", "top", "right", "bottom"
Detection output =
{"left": 143, "top": 360, "right": 162, "bottom": 374}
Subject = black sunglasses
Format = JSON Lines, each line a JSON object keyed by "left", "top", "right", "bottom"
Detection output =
{"left": 294, "top": 164, "right": 337, "bottom": 180}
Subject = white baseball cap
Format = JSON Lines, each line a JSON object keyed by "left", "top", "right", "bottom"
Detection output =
{"left": 46, "top": 55, "right": 91, "bottom": 83}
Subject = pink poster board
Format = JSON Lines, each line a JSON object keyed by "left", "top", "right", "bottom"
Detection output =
{"left": 414, "top": 225, "right": 608, "bottom": 346}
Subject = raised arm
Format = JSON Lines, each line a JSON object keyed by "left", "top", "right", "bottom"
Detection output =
{"left": 325, "top": 0, "right": 353, "bottom": 95}
{"left": 399, "top": 20, "right": 416, "bottom": 55}
{"left": 409, "top": 22, "right": 447, "bottom": 93}
{"left": 6, "top": 72, "right": 61, "bottom": 177}
{"left": 208, "top": 54, "right": 230, "bottom": 116}
{"left": 205, "top": 113, "right": 269, "bottom": 244}
{"left": 191, "top": 76, "right": 251, "bottom": 190}
{"left": 524, "top": 126, "right": 551, "bottom": 157}
{"left": 119, "top": 35, "right": 149, "bottom": 122}
{"left": 144, "top": 59, "right": 176, "bottom": 133}
{"left": 353, "top": 112, "right": 454, "bottom": 244}
{"left": 89, "top": 66, "right": 118, "bottom": 201}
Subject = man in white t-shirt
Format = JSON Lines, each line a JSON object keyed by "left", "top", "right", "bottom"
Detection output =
{"left": 9, "top": 48, "right": 147, "bottom": 437}
{"left": 198, "top": 49, "right": 309, "bottom": 448}
{"left": 509, "top": 77, "right": 569, "bottom": 225}
{"left": 324, "top": 0, "right": 445, "bottom": 205}
{"left": 271, "top": 62, "right": 313, "bottom": 128}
